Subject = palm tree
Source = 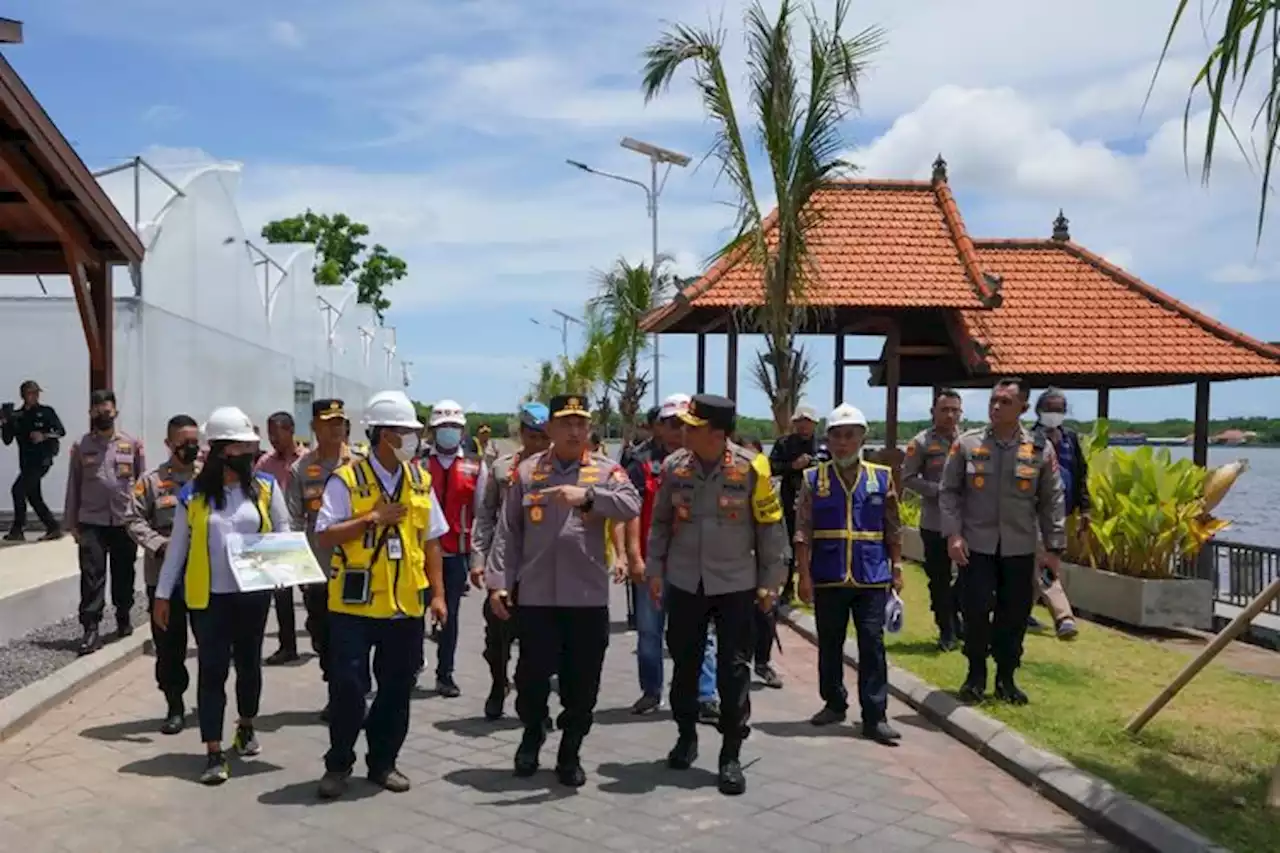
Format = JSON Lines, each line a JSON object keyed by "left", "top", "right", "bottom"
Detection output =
{"left": 587, "top": 256, "right": 677, "bottom": 440}
{"left": 1156, "top": 2, "right": 1280, "bottom": 238}
{"left": 641, "top": 0, "right": 884, "bottom": 432}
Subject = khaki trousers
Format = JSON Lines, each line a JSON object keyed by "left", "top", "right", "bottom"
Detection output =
{"left": 1034, "top": 546, "right": 1075, "bottom": 625}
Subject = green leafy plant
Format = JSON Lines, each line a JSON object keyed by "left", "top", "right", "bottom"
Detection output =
{"left": 899, "top": 491, "right": 922, "bottom": 529}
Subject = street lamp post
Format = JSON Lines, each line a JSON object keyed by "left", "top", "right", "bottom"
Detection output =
{"left": 567, "top": 136, "right": 690, "bottom": 404}
{"left": 530, "top": 310, "right": 583, "bottom": 360}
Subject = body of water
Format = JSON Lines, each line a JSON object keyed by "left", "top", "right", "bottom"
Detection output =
{"left": 602, "top": 441, "right": 1280, "bottom": 549}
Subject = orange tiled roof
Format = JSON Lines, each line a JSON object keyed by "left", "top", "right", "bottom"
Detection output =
{"left": 641, "top": 179, "right": 998, "bottom": 331}
{"left": 966, "top": 240, "right": 1280, "bottom": 378}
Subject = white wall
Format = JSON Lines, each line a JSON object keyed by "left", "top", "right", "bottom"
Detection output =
{"left": 0, "top": 158, "right": 404, "bottom": 516}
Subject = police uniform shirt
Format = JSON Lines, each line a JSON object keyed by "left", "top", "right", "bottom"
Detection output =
{"left": 938, "top": 425, "right": 1067, "bottom": 557}
{"left": 314, "top": 453, "right": 449, "bottom": 541}
{"left": 473, "top": 450, "right": 525, "bottom": 578}
{"left": 65, "top": 431, "right": 146, "bottom": 527}
{"left": 645, "top": 442, "right": 790, "bottom": 596}
{"left": 793, "top": 461, "right": 904, "bottom": 581}
{"left": 901, "top": 427, "right": 957, "bottom": 533}
{"left": 125, "top": 460, "right": 197, "bottom": 587}
{"left": 286, "top": 446, "right": 355, "bottom": 560}
{"left": 486, "top": 449, "right": 641, "bottom": 607}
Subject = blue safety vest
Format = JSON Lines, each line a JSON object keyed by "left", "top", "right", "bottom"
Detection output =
{"left": 808, "top": 461, "right": 892, "bottom": 587}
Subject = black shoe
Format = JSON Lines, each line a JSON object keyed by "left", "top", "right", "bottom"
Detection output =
{"left": 555, "top": 760, "right": 586, "bottom": 787}
{"left": 483, "top": 685, "right": 505, "bottom": 720}
{"left": 1027, "top": 614, "right": 1043, "bottom": 629}
{"left": 630, "top": 694, "right": 661, "bottom": 715}
{"left": 2, "top": 530, "right": 23, "bottom": 542}
{"left": 957, "top": 681, "right": 986, "bottom": 704}
{"left": 863, "top": 721, "right": 902, "bottom": 745}
{"left": 667, "top": 733, "right": 698, "bottom": 770}
{"left": 436, "top": 676, "right": 461, "bottom": 698}
{"left": 513, "top": 728, "right": 545, "bottom": 777}
{"left": 755, "top": 663, "right": 783, "bottom": 689}
{"left": 809, "top": 706, "right": 846, "bottom": 726}
{"left": 317, "top": 769, "right": 351, "bottom": 800}
{"left": 160, "top": 697, "right": 185, "bottom": 735}
{"left": 995, "top": 675, "right": 1029, "bottom": 706}
{"left": 717, "top": 759, "right": 746, "bottom": 796}
{"left": 264, "top": 647, "right": 299, "bottom": 665}
{"left": 77, "top": 626, "right": 101, "bottom": 656}
{"left": 39, "top": 529, "right": 62, "bottom": 541}
{"left": 116, "top": 615, "right": 133, "bottom": 639}
{"left": 938, "top": 628, "right": 958, "bottom": 652}
{"left": 697, "top": 699, "right": 721, "bottom": 725}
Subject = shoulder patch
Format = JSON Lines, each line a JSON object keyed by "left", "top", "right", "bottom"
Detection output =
{"left": 133, "top": 480, "right": 146, "bottom": 497}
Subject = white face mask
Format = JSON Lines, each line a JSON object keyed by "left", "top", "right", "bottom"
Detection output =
{"left": 1039, "top": 412, "right": 1066, "bottom": 429}
{"left": 392, "top": 433, "right": 419, "bottom": 462}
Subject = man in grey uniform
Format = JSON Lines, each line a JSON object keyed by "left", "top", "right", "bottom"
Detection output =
{"left": 940, "top": 377, "right": 1066, "bottom": 706}
{"left": 470, "top": 401, "right": 551, "bottom": 720}
{"left": 487, "top": 394, "right": 641, "bottom": 787}
{"left": 646, "top": 394, "right": 789, "bottom": 797}
{"left": 902, "top": 388, "right": 964, "bottom": 651}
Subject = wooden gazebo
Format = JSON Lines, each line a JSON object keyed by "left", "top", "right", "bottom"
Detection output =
{"left": 0, "top": 21, "right": 144, "bottom": 390}
{"left": 639, "top": 157, "right": 1280, "bottom": 466}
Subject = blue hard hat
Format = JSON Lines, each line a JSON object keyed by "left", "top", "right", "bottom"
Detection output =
{"left": 519, "top": 402, "right": 549, "bottom": 431}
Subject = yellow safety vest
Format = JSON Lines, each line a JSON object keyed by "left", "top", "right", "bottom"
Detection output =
{"left": 328, "top": 457, "right": 434, "bottom": 619}
{"left": 182, "top": 476, "right": 275, "bottom": 610}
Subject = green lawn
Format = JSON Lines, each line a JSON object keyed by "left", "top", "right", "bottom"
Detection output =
{"left": 815, "top": 562, "right": 1280, "bottom": 853}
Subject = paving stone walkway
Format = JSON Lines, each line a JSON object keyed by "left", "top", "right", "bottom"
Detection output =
{"left": 0, "top": 586, "right": 1119, "bottom": 852}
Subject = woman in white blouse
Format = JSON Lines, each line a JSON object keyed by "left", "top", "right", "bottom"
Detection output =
{"left": 153, "top": 407, "right": 291, "bottom": 785}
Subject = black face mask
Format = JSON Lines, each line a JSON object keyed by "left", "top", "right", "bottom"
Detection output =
{"left": 175, "top": 444, "right": 199, "bottom": 465}
{"left": 224, "top": 454, "right": 254, "bottom": 481}
{"left": 92, "top": 414, "right": 115, "bottom": 432}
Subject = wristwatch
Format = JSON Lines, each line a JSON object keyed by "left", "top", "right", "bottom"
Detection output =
{"left": 580, "top": 485, "right": 596, "bottom": 514}
{"left": 756, "top": 587, "right": 773, "bottom": 600}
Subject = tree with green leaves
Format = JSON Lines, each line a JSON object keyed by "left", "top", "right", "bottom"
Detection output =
{"left": 1156, "top": 2, "right": 1280, "bottom": 238}
{"left": 261, "top": 210, "right": 408, "bottom": 320}
{"left": 641, "top": 0, "right": 884, "bottom": 432}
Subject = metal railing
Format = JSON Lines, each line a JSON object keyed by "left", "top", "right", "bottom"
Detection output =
{"left": 1175, "top": 539, "right": 1280, "bottom": 618}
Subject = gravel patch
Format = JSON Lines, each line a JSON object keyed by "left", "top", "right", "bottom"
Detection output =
{"left": 0, "top": 600, "right": 150, "bottom": 700}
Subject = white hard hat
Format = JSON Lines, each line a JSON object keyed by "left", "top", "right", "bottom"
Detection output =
{"left": 203, "top": 406, "right": 259, "bottom": 443}
{"left": 792, "top": 404, "right": 819, "bottom": 423}
{"left": 658, "top": 392, "right": 692, "bottom": 420}
{"left": 429, "top": 398, "right": 466, "bottom": 427}
{"left": 363, "top": 390, "right": 423, "bottom": 429}
{"left": 827, "top": 403, "right": 868, "bottom": 430}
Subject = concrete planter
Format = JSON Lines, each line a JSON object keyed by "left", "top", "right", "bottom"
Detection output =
{"left": 1059, "top": 562, "right": 1213, "bottom": 631}
{"left": 902, "top": 527, "right": 925, "bottom": 563}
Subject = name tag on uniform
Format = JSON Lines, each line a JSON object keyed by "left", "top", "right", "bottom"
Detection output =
{"left": 387, "top": 535, "right": 404, "bottom": 561}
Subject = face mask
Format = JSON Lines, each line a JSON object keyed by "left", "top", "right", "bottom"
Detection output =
{"left": 92, "top": 413, "right": 115, "bottom": 431}
{"left": 224, "top": 454, "right": 254, "bottom": 480}
{"left": 175, "top": 444, "right": 199, "bottom": 465}
{"left": 833, "top": 453, "right": 860, "bottom": 468}
{"left": 434, "top": 427, "right": 462, "bottom": 450}
{"left": 1039, "top": 412, "right": 1066, "bottom": 429}
{"left": 393, "top": 433, "right": 420, "bottom": 462}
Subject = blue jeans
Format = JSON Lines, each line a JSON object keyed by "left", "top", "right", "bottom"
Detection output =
{"left": 435, "top": 555, "right": 468, "bottom": 680}
{"left": 635, "top": 581, "right": 716, "bottom": 703}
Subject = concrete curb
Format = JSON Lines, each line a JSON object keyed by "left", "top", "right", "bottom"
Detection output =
{"left": 778, "top": 605, "right": 1231, "bottom": 853}
{"left": 0, "top": 632, "right": 150, "bottom": 742}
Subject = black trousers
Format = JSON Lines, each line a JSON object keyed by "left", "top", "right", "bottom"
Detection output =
{"left": 271, "top": 586, "right": 297, "bottom": 652}
{"left": 667, "top": 584, "right": 755, "bottom": 746}
{"left": 514, "top": 606, "right": 609, "bottom": 741}
{"left": 188, "top": 591, "right": 271, "bottom": 743}
{"left": 962, "top": 551, "right": 1036, "bottom": 677}
{"left": 77, "top": 524, "right": 137, "bottom": 628}
{"left": 325, "top": 613, "right": 423, "bottom": 775}
{"left": 921, "top": 529, "right": 962, "bottom": 637}
{"left": 302, "top": 583, "right": 330, "bottom": 680}
{"left": 9, "top": 461, "right": 57, "bottom": 533}
{"left": 814, "top": 585, "right": 889, "bottom": 726}
{"left": 146, "top": 585, "right": 190, "bottom": 700}
{"left": 482, "top": 594, "right": 515, "bottom": 693}
{"left": 753, "top": 605, "right": 776, "bottom": 666}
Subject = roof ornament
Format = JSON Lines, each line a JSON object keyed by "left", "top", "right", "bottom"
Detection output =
{"left": 1052, "top": 209, "right": 1070, "bottom": 241}
{"left": 931, "top": 154, "right": 948, "bottom": 184}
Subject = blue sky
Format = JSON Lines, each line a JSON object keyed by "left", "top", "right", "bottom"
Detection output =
{"left": 9, "top": 0, "right": 1280, "bottom": 421}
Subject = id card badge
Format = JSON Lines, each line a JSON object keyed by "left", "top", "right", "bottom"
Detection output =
{"left": 387, "top": 533, "right": 404, "bottom": 561}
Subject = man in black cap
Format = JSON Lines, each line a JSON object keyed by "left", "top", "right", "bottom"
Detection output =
{"left": 285, "top": 398, "right": 358, "bottom": 720}
{"left": 487, "top": 393, "right": 641, "bottom": 787}
{"left": 2, "top": 380, "right": 66, "bottom": 541}
{"left": 646, "top": 394, "right": 789, "bottom": 796}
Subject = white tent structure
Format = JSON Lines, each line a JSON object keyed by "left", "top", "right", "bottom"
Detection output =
{"left": 0, "top": 155, "right": 404, "bottom": 515}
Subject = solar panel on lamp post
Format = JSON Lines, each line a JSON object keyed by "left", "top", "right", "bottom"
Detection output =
{"left": 565, "top": 136, "right": 690, "bottom": 404}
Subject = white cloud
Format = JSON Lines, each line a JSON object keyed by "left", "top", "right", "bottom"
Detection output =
{"left": 267, "top": 20, "right": 305, "bottom": 50}
{"left": 141, "top": 104, "right": 183, "bottom": 127}
{"left": 1210, "top": 263, "right": 1274, "bottom": 285}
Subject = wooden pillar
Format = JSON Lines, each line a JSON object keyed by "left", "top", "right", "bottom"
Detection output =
{"left": 1097, "top": 387, "right": 1111, "bottom": 421}
{"left": 884, "top": 322, "right": 901, "bottom": 450}
{"left": 88, "top": 263, "right": 113, "bottom": 392}
{"left": 833, "top": 333, "right": 845, "bottom": 407}
{"left": 1193, "top": 380, "right": 1211, "bottom": 467}
{"left": 695, "top": 333, "right": 707, "bottom": 394}
{"left": 726, "top": 321, "right": 739, "bottom": 402}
